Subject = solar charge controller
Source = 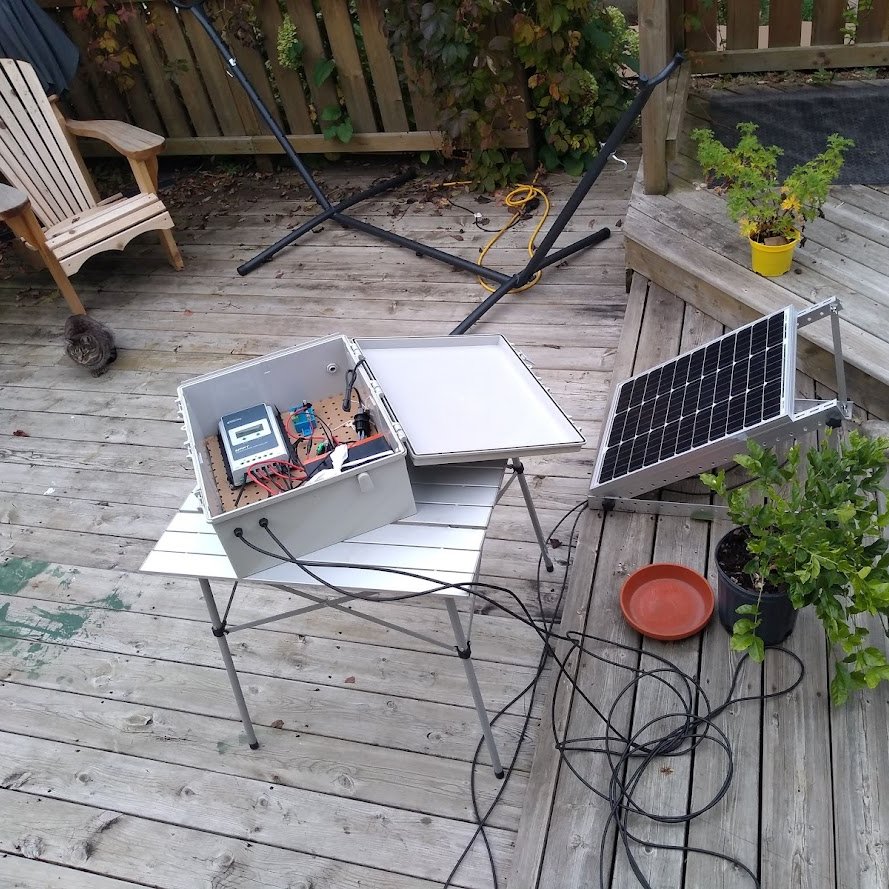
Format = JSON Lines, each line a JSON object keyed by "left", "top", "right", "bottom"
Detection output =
{"left": 218, "top": 403, "right": 290, "bottom": 486}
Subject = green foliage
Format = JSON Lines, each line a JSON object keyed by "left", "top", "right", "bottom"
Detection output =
{"left": 276, "top": 15, "right": 303, "bottom": 72}
{"left": 385, "top": 2, "right": 636, "bottom": 188}
{"left": 313, "top": 57, "right": 338, "bottom": 87}
{"left": 320, "top": 104, "right": 354, "bottom": 143}
{"left": 72, "top": 0, "right": 141, "bottom": 91}
{"left": 692, "top": 123, "right": 853, "bottom": 243}
{"left": 514, "top": 4, "right": 637, "bottom": 172}
{"left": 701, "top": 431, "right": 889, "bottom": 704}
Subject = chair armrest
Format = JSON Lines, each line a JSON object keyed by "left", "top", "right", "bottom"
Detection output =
{"left": 64, "top": 119, "right": 165, "bottom": 161}
{"left": 0, "top": 184, "right": 30, "bottom": 221}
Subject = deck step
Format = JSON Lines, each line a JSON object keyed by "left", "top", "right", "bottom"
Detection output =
{"left": 625, "top": 98, "right": 889, "bottom": 420}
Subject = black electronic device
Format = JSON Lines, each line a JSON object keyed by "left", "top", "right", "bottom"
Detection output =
{"left": 218, "top": 403, "right": 290, "bottom": 486}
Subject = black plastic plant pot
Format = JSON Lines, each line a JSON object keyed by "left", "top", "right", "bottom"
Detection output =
{"left": 714, "top": 528, "right": 798, "bottom": 646}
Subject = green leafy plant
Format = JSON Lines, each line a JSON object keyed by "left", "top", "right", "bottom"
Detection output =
{"left": 692, "top": 123, "right": 853, "bottom": 243}
{"left": 514, "top": 4, "right": 637, "bottom": 176}
{"left": 72, "top": 0, "right": 141, "bottom": 91}
{"left": 702, "top": 432, "right": 889, "bottom": 705}
{"left": 320, "top": 104, "right": 354, "bottom": 143}
{"left": 313, "top": 57, "right": 337, "bottom": 87}
{"left": 385, "top": 2, "right": 637, "bottom": 188}
{"left": 276, "top": 15, "right": 303, "bottom": 72}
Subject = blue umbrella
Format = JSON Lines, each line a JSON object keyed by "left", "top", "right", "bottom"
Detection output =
{"left": 0, "top": 0, "right": 79, "bottom": 94}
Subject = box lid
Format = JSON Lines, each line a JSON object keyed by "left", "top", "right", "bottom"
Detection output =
{"left": 354, "top": 335, "right": 584, "bottom": 465}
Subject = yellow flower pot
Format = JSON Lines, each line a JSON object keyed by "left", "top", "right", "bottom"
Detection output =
{"left": 748, "top": 233, "right": 800, "bottom": 277}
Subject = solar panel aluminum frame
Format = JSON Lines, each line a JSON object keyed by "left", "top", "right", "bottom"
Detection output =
{"left": 588, "top": 299, "right": 848, "bottom": 509}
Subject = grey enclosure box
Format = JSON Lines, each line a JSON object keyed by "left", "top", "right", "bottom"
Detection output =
{"left": 179, "top": 333, "right": 584, "bottom": 578}
{"left": 178, "top": 335, "right": 415, "bottom": 577}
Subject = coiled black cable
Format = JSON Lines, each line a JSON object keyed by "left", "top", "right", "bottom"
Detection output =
{"left": 233, "top": 505, "right": 804, "bottom": 889}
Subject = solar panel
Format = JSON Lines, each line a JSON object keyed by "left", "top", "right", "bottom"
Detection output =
{"left": 589, "top": 298, "right": 851, "bottom": 510}
{"left": 595, "top": 310, "right": 790, "bottom": 491}
{"left": 589, "top": 307, "right": 807, "bottom": 502}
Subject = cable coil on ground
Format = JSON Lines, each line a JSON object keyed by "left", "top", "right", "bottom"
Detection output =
{"left": 233, "top": 505, "right": 803, "bottom": 889}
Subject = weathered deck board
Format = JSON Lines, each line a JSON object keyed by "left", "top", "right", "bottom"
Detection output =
{"left": 0, "top": 789, "right": 446, "bottom": 889}
{"left": 1, "top": 680, "right": 526, "bottom": 828}
{"left": 508, "top": 275, "right": 889, "bottom": 889}
{"left": 610, "top": 291, "right": 711, "bottom": 889}
{"left": 0, "top": 157, "right": 638, "bottom": 887}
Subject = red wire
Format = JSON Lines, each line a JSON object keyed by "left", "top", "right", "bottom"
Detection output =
{"left": 246, "top": 459, "right": 306, "bottom": 496}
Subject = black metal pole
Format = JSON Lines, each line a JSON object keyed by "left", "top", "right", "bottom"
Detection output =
{"left": 449, "top": 228, "right": 611, "bottom": 334}
{"left": 521, "top": 53, "right": 685, "bottom": 281}
{"left": 237, "top": 169, "right": 417, "bottom": 275}
{"left": 332, "top": 214, "right": 513, "bottom": 286}
{"left": 451, "top": 53, "right": 685, "bottom": 335}
{"left": 172, "top": 0, "right": 332, "bottom": 211}
{"left": 531, "top": 227, "right": 611, "bottom": 272}
{"left": 450, "top": 275, "right": 521, "bottom": 335}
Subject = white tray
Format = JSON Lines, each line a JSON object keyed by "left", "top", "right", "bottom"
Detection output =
{"left": 357, "top": 335, "right": 584, "bottom": 465}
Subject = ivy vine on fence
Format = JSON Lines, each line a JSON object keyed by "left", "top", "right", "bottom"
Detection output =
{"left": 72, "top": 0, "right": 142, "bottom": 91}
{"left": 67, "top": 0, "right": 638, "bottom": 186}
{"left": 386, "top": 1, "right": 638, "bottom": 187}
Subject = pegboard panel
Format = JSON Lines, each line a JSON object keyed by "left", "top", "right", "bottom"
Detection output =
{"left": 205, "top": 393, "right": 361, "bottom": 514}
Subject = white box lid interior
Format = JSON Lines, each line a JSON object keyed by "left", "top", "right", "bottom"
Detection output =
{"left": 355, "top": 335, "right": 584, "bottom": 465}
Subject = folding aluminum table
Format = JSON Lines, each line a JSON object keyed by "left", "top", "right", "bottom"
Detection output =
{"left": 141, "top": 458, "right": 553, "bottom": 778}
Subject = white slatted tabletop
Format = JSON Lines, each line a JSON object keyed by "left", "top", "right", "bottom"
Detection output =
{"left": 141, "top": 461, "right": 507, "bottom": 594}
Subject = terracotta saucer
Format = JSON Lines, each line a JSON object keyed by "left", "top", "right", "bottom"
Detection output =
{"left": 620, "top": 563, "right": 714, "bottom": 641}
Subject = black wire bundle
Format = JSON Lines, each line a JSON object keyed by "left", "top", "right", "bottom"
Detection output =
{"left": 232, "top": 504, "right": 804, "bottom": 889}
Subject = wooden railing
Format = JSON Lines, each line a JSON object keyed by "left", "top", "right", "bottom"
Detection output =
{"left": 39, "top": 0, "right": 531, "bottom": 158}
{"left": 639, "top": 0, "right": 889, "bottom": 193}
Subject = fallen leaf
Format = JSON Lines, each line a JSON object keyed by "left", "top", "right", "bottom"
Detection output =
{"left": 12, "top": 429, "right": 28, "bottom": 437}
{"left": 344, "top": 676, "right": 356, "bottom": 684}
{"left": 271, "top": 719, "right": 284, "bottom": 729}
{"left": 183, "top": 309, "right": 193, "bottom": 316}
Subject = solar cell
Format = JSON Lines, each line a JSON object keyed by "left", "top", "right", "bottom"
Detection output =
{"left": 595, "top": 311, "right": 788, "bottom": 485}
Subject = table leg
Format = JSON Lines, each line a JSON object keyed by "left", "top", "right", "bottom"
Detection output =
{"left": 198, "top": 578, "right": 259, "bottom": 750}
{"left": 511, "top": 458, "right": 554, "bottom": 572}
{"left": 445, "top": 597, "right": 505, "bottom": 779}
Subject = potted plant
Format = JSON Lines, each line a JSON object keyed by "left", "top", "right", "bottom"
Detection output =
{"left": 701, "top": 431, "right": 889, "bottom": 704}
{"left": 691, "top": 122, "right": 853, "bottom": 277}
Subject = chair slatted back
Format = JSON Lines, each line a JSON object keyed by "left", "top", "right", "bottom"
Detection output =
{"left": 0, "top": 58, "right": 97, "bottom": 227}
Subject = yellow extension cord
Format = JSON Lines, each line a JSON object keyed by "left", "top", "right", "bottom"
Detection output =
{"left": 476, "top": 182, "right": 550, "bottom": 293}
{"left": 443, "top": 178, "right": 550, "bottom": 294}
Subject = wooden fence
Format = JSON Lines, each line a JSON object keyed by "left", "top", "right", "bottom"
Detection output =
{"left": 639, "top": 0, "right": 889, "bottom": 193}
{"left": 38, "top": 0, "right": 531, "bottom": 158}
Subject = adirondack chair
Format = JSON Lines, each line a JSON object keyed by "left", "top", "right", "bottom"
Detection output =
{"left": 0, "top": 57, "right": 183, "bottom": 315}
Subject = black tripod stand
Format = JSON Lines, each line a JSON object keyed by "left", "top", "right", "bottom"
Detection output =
{"left": 168, "top": 0, "right": 683, "bottom": 333}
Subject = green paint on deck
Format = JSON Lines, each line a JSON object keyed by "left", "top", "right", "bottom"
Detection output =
{"left": 0, "top": 600, "right": 89, "bottom": 677}
{"left": 0, "top": 635, "right": 23, "bottom": 655}
{"left": 0, "top": 559, "right": 50, "bottom": 595}
{"left": 95, "top": 592, "right": 130, "bottom": 611}
{"left": 29, "top": 606, "right": 88, "bottom": 641}
{"left": 50, "top": 566, "right": 78, "bottom": 590}
{"left": 0, "top": 601, "right": 88, "bottom": 648}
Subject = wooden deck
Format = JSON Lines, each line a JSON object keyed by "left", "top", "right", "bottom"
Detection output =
{"left": 626, "top": 80, "right": 889, "bottom": 420}
{"left": 3, "top": 146, "right": 887, "bottom": 889}
{"left": 509, "top": 275, "right": 889, "bottom": 889}
{"left": 0, "top": 152, "right": 639, "bottom": 888}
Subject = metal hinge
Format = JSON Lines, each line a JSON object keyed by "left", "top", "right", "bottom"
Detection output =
{"left": 345, "top": 337, "right": 365, "bottom": 365}
{"left": 368, "top": 380, "right": 406, "bottom": 442}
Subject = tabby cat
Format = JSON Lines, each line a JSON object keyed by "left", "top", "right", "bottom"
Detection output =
{"left": 64, "top": 314, "right": 117, "bottom": 376}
